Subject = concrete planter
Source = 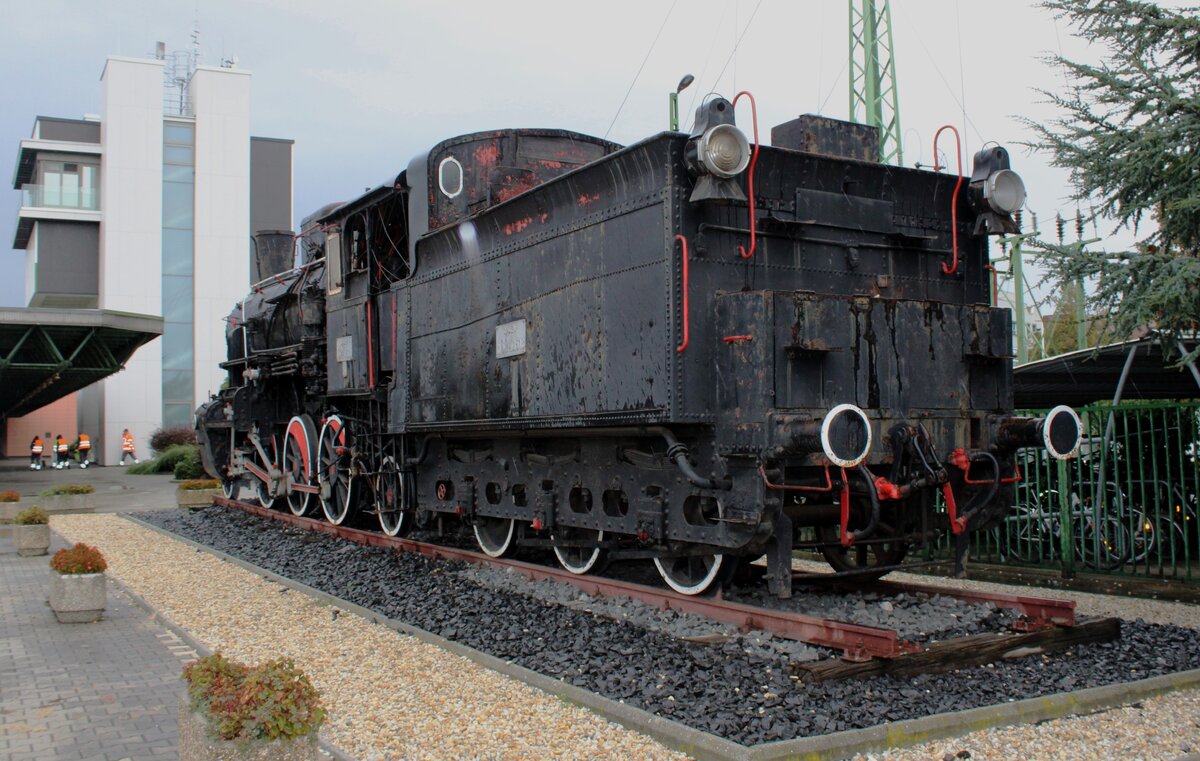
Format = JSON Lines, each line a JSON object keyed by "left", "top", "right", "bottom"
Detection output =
{"left": 178, "top": 696, "right": 319, "bottom": 761}
{"left": 41, "top": 493, "right": 95, "bottom": 514}
{"left": 176, "top": 487, "right": 221, "bottom": 509}
{"left": 14, "top": 523, "right": 50, "bottom": 556}
{"left": 0, "top": 500, "right": 24, "bottom": 523}
{"left": 49, "top": 571, "right": 106, "bottom": 623}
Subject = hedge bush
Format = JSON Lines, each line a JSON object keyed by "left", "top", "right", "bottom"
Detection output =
{"left": 15, "top": 506, "right": 48, "bottom": 525}
{"left": 38, "top": 483, "right": 96, "bottom": 497}
{"left": 179, "top": 478, "right": 220, "bottom": 491}
{"left": 0, "top": 490, "right": 20, "bottom": 502}
{"left": 183, "top": 653, "right": 325, "bottom": 743}
{"left": 50, "top": 543, "right": 107, "bottom": 574}
{"left": 150, "top": 425, "right": 197, "bottom": 454}
{"left": 126, "top": 444, "right": 202, "bottom": 478}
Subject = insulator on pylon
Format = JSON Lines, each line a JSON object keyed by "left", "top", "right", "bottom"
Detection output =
{"left": 1014, "top": 209, "right": 1023, "bottom": 231}
{"left": 1076, "top": 210, "right": 1085, "bottom": 241}
{"left": 1056, "top": 213, "right": 1065, "bottom": 243}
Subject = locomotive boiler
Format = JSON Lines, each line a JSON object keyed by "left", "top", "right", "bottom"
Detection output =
{"left": 196, "top": 97, "right": 1082, "bottom": 598}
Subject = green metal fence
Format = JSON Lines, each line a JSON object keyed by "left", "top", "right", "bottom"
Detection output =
{"left": 962, "top": 401, "right": 1200, "bottom": 580}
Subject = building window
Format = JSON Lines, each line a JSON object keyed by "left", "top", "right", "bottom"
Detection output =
{"left": 162, "top": 120, "right": 196, "bottom": 424}
{"left": 29, "top": 160, "right": 99, "bottom": 210}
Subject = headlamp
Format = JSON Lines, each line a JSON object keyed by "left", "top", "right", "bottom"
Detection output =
{"left": 697, "top": 124, "right": 750, "bottom": 178}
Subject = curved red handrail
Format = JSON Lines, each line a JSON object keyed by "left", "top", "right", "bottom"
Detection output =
{"left": 933, "top": 124, "right": 963, "bottom": 276}
{"left": 732, "top": 91, "right": 760, "bottom": 259}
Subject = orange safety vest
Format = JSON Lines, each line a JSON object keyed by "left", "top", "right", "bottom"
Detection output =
{"left": 56, "top": 438, "right": 68, "bottom": 453}
{"left": 122, "top": 433, "right": 135, "bottom": 452}
{"left": 31, "top": 438, "right": 42, "bottom": 454}
{"left": 78, "top": 434, "right": 91, "bottom": 450}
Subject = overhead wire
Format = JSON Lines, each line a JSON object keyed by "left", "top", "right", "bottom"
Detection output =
{"left": 603, "top": 0, "right": 680, "bottom": 139}
{"left": 707, "top": 0, "right": 765, "bottom": 98}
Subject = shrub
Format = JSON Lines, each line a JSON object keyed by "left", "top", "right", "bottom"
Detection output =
{"left": 183, "top": 653, "right": 325, "bottom": 743}
{"left": 0, "top": 490, "right": 20, "bottom": 502}
{"left": 173, "top": 447, "right": 205, "bottom": 480}
{"left": 179, "top": 478, "right": 220, "bottom": 491}
{"left": 14, "top": 506, "right": 48, "bottom": 525}
{"left": 50, "top": 543, "right": 108, "bottom": 574}
{"left": 150, "top": 425, "right": 197, "bottom": 454}
{"left": 126, "top": 444, "right": 199, "bottom": 476}
{"left": 38, "top": 483, "right": 96, "bottom": 497}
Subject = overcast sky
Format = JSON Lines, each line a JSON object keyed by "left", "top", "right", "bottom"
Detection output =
{"left": 0, "top": 0, "right": 1169, "bottom": 314}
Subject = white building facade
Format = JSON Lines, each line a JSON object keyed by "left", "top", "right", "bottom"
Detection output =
{"left": 11, "top": 53, "right": 293, "bottom": 464}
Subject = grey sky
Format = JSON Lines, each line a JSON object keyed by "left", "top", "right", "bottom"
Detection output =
{"left": 0, "top": 0, "right": 1161, "bottom": 312}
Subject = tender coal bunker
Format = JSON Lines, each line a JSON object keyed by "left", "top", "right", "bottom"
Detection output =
{"left": 141, "top": 508, "right": 1200, "bottom": 748}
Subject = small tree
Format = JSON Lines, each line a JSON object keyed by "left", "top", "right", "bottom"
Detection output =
{"left": 1025, "top": 0, "right": 1200, "bottom": 361}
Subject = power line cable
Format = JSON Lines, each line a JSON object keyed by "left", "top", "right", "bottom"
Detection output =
{"left": 604, "top": 0, "right": 680, "bottom": 139}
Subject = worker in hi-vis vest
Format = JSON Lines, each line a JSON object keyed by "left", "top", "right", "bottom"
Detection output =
{"left": 54, "top": 434, "right": 69, "bottom": 469}
{"left": 120, "top": 429, "right": 139, "bottom": 465}
{"left": 76, "top": 432, "right": 92, "bottom": 469}
{"left": 30, "top": 436, "right": 43, "bottom": 470}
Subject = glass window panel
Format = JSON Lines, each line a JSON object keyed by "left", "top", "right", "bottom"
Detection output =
{"left": 43, "top": 172, "right": 61, "bottom": 206}
{"left": 164, "top": 123, "right": 194, "bottom": 145}
{"left": 81, "top": 165, "right": 97, "bottom": 209}
{"left": 162, "top": 369, "right": 193, "bottom": 403}
{"left": 162, "top": 275, "right": 194, "bottom": 322}
{"left": 162, "top": 229, "right": 194, "bottom": 275}
{"left": 164, "top": 145, "right": 194, "bottom": 165}
{"left": 163, "top": 164, "right": 192, "bottom": 182}
{"left": 61, "top": 172, "right": 79, "bottom": 208}
{"left": 162, "top": 182, "right": 194, "bottom": 229}
{"left": 162, "top": 403, "right": 193, "bottom": 428}
{"left": 162, "top": 322, "right": 194, "bottom": 370}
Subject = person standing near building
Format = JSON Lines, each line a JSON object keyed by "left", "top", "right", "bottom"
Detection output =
{"left": 30, "top": 436, "right": 43, "bottom": 470}
{"left": 54, "top": 433, "right": 69, "bottom": 469}
{"left": 76, "top": 432, "right": 92, "bottom": 469}
{"left": 120, "top": 428, "right": 139, "bottom": 465}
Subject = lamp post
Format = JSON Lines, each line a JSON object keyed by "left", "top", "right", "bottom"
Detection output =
{"left": 669, "top": 74, "right": 695, "bottom": 132}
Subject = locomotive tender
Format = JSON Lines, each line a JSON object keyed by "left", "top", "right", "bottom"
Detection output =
{"left": 196, "top": 96, "right": 1082, "bottom": 597}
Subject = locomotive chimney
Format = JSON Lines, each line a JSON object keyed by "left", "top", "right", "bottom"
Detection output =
{"left": 250, "top": 229, "right": 296, "bottom": 284}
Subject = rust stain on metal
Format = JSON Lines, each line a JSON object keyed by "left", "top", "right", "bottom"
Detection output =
{"left": 503, "top": 217, "right": 534, "bottom": 236}
{"left": 577, "top": 192, "right": 601, "bottom": 207}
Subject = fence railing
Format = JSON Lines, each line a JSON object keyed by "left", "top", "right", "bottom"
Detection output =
{"left": 950, "top": 401, "right": 1199, "bottom": 581}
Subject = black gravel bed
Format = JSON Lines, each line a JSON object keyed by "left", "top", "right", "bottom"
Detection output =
{"left": 141, "top": 507, "right": 1200, "bottom": 747}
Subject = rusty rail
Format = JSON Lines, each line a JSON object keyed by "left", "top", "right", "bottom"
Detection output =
{"left": 867, "top": 579, "right": 1076, "bottom": 628}
{"left": 213, "top": 497, "right": 918, "bottom": 661}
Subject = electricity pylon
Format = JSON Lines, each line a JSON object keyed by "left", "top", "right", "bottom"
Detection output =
{"left": 849, "top": 0, "right": 903, "bottom": 164}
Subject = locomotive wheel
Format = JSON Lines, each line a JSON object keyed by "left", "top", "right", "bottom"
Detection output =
{"left": 255, "top": 435, "right": 278, "bottom": 510}
{"left": 816, "top": 523, "right": 909, "bottom": 580}
{"left": 552, "top": 527, "right": 607, "bottom": 575}
{"left": 222, "top": 477, "right": 241, "bottom": 501}
{"left": 283, "top": 422, "right": 313, "bottom": 517}
{"left": 317, "top": 416, "right": 353, "bottom": 525}
{"left": 473, "top": 516, "right": 516, "bottom": 558}
{"left": 376, "top": 456, "right": 409, "bottom": 537}
{"left": 654, "top": 552, "right": 726, "bottom": 595}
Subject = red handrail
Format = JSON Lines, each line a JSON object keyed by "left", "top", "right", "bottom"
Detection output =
{"left": 732, "top": 90, "right": 760, "bottom": 259}
{"left": 933, "top": 124, "right": 963, "bottom": 275}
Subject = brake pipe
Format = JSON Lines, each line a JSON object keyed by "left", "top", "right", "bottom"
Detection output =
{"left": 675, "top": 234, "right": 690, "bottom": 353}
{"left": 949, "top": 448, "right": 1022, "bottom": 485}
{"left": 758, "top": 463, "right": 834, "bottom": 492}
{"left": 732, "top": 90, "right": 760, "bottom": 259}
{"left": 933, "top": 124, "right": 963, "bottom": 275}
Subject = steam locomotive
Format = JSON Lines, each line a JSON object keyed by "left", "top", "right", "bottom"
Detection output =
{"left": 196, "top": 97, "right": 1081, "bottom": 598}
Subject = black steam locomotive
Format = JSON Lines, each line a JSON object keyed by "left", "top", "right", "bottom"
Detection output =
{"left": 196, "top": 97, "right": 1081, "bottom": 598}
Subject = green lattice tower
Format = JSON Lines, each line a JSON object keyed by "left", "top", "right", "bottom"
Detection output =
{"left": 849, "top": 0, "right": 903, "bottom": 164}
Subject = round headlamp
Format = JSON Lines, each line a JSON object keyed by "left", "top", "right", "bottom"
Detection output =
{"left": 697, "top": 124, "right": 750, "bottom": 178}
{"left": 984, "top": 169, "right": 1026, "bottom": 215}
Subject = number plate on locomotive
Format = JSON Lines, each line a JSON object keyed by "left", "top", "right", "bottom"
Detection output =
{"left": 496, "top": 319, "right": 527, "bottom": 359}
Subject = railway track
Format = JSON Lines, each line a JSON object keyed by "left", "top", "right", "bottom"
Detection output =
{"left": 211, "top": 496, "right": 1114, "bottom": 673}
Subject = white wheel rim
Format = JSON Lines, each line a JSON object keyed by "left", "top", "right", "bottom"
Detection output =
{"left": 223, "top": 478, "right": 240, "bottom": 500}
{"left": 654, "top": 553, "right": 725, "bottom": 595}
{"left": 378, "top": 457, "right": 405, "bottom": 537}
{"left": 553, "top": 530, "right": 604, "bottom": 574}
{"left": 317, "top": 416, "right": 351, "bottom": 525}
{"left": 257, "top": 435, "right": 277, "bottom": 509}
{"left": 474, "top": 517, "right": 516, "bottom": 558}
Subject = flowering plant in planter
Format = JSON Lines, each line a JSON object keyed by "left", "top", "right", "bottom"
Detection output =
{"left": 176, "top": 479, "right": 222, "bottom": 509}
{"left": 180, "top": 653, "right": 326, "bottom": 760}
{"left": 48, "top": 542, "right": 108, "bottom": 623}
{"left": 13, "top": 506, "right": 50, "bottom": 556}
{"left": 0, "top": 489, "right": 20, "bottom": 502}
{"left": 37, "top": 483, "right": 96, "bottom": 516}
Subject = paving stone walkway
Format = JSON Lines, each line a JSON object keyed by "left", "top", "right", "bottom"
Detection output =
{"left": 0, "top": 532, "right": 196, "bottom": 760}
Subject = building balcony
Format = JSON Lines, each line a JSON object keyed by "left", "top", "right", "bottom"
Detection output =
{"left": 21, "top": 183, "right": 100, "bottom": 211}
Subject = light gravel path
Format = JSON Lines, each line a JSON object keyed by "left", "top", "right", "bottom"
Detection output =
{"left": 52, "top": 514, "right": 687, "bottom": 761}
